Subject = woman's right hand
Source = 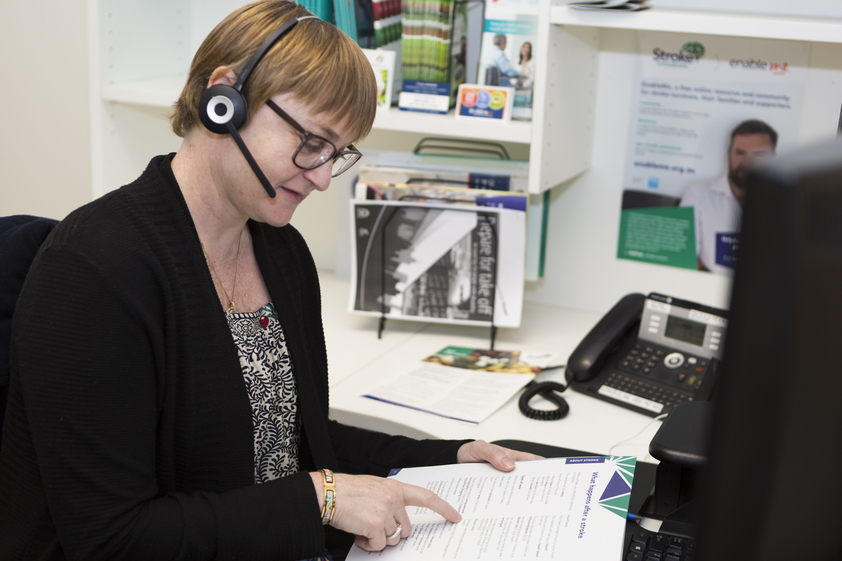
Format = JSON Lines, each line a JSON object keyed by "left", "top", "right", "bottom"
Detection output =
{"left": 311, "top": 472, "right": 462, "bottom": 552}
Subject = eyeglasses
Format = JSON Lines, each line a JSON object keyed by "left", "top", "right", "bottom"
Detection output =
{"left": 265, "top": 99, "right": 362, "bottom": 178}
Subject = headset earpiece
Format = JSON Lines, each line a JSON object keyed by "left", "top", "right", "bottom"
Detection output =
{"left": 196, "top": 16, "right": 314, "bottom": 134}
{"left": 198, "top": 84, "right": 248, "bottom": 134}
{"left": 194, "top": 15, "right": 317, "bottom": 197}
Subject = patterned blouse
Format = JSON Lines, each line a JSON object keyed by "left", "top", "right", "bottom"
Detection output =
{"left": 226, "top": 303, "right": 301, "bottom": 484}
{"left": 226, "top": 304, "right": 332, "bottom": 560}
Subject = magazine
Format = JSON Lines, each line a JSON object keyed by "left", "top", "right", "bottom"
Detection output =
{"left": 360, "top": 346, "right": 558, "bottom": 424}
{"left": 477, "top": 1, "right": 538, "bottom": 121}
{"left": 349, "top": 200, "right": 526, "bottom": 328}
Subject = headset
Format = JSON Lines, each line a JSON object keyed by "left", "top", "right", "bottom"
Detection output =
{"left": 198, "top": 15, "right": 317, "bottom": 198}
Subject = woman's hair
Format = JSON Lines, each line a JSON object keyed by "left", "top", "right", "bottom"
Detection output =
{"left": 171, "top": 1, "right": 376, "bottom": 141}
{"left": 519, "top": 42, "right": 532, "bottom": 64}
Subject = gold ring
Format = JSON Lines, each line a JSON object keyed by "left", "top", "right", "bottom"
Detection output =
{"left": 386, "top": 523, "right": 402, "bottom": 540}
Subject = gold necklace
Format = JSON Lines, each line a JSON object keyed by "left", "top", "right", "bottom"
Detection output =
{"left": 202, "top": 228, "right": 244, "bottom": 313}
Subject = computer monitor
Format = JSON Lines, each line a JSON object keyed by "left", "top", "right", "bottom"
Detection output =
{"left": 697, "top": 139, "right": 842, "bottom": 560}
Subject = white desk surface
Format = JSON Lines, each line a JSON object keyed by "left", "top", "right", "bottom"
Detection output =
{"left": 319, "top": 272, "right": 664, "bottom": 463}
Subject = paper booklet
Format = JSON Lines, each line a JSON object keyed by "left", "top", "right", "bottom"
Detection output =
{"left": 360, "top": 346, "right": 558, "bottom": 424}
{"left": 477, "top": 0, "right": 539, "bottom": 121}
{"left": 349, "top": 200, "right": 526, "bottom": 328}
{"left": 346, "top": 456, "right": 636, "bottom": 560}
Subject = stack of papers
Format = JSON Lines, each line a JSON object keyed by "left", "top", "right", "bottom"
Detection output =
{"left": 352, "top": 150, "right": 547, "bottom": 282}
{"left": 347, "top": 456, "right": 636, "bottom": 560}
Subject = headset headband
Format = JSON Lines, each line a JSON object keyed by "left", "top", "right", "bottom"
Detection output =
{"left": 233, "top": 15, "right": 318, "bottom": 92}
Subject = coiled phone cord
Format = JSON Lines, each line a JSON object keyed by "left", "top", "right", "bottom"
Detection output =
{"left": 518, "top": 379, "right": 570, "bottom": 421}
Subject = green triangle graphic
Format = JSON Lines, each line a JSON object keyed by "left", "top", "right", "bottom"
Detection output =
{"left": 600, "top": 494, "right": 631, "bottom": 519}
{"left": 611, "top": 456, "right": 637, "bottom": 473}
{"left": 597, "top": 458, "right": 636, "bottom": 519}
{"left": 601, "top": 503, "right": 630, "bottom": 519}
{"left": 601, "top": 494, "right": 631, "bottom": 511}
{"left": 608, "top": 457, "right": 636, "bottom": 485}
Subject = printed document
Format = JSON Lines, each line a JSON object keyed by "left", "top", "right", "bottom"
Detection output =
{"left": 346, "top": 456, "right": 636, "bottom": 560}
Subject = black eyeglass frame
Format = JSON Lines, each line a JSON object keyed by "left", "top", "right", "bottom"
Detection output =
{"left": 265, "top": 99, "right": 362, "bottom": 177}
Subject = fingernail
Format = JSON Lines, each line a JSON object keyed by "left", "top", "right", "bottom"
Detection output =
{"left": 503, "top": 458, "right": 515, "bottom": 470}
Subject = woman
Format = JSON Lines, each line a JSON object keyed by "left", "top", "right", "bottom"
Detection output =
{"left": 516, "top": 41, "right": 535, "bottom": 91}
{"left": 0, "top": 2, "right": 536, "bottom": 560}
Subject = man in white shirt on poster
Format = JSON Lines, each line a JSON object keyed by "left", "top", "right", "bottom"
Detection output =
{"left": 680, "top": 119, "right": 778, "bottom": 274}
{"left": 487, "top": 34, "right": 521, "bottom": 87}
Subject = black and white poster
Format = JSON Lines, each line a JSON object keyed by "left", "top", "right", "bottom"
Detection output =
{"left": 349, "top": 200, "right": 526, "bottom": 328}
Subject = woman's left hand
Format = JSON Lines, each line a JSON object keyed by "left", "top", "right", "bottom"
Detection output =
{"left": 456, "top": 440, "right": 542, "bottom": 472}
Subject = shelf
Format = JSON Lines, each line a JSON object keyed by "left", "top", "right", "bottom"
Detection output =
{"left": 549, "top": 7, "right": 842, "bottom": 43}
{"left": 372, "top": 107, "right": 533, "bottom": 144}
{"left": 101, "top": 77, "right": 533, "bottom": 144}
{"left": 101, "top": 75, "right": 185, "bottom": 107}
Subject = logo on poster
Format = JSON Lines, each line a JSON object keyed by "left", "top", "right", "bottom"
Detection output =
{"left": 729, "top": 57, "right": 790, "bottom": 75}
{"left": 653, "top": 41, "right": 705, "bottom": 67}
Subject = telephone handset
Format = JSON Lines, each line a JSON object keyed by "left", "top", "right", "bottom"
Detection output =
{"left": 566, "top": 293, "right": 647, "bottom": 384}
{"left": 565, "top": 292, "right": 728, "bottom": 417}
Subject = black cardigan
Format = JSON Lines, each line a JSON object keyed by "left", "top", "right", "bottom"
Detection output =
{"left": 0, "top": 155, "right": 466, "bottom": 561}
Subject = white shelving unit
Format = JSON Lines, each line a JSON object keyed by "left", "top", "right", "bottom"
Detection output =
{"left": 87, "top": 0, "right": 599, "bottom": 198}
{"left": 87, "top": 1, "right": 842, "bottom": 200}
{"left": 372, "top": 107, "right": 532, "bottom": 144}
{"left": 549, "top": 6, "right": 842, "bottom": 43}
{"left": 528, "top": 3, "right": 842, "bottom": 188}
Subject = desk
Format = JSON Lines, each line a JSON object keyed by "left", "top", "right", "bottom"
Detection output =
{"left": 319, "top": 272, "right": 664, "bottom": 463}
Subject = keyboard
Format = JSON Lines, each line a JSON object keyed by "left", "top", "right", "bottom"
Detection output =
{"left": 625, "top": 527, "right": 696, "bottom": 561}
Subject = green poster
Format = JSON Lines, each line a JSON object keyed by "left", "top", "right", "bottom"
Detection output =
{"left": 617, "top": 206, "right": 696, "bottom": 269}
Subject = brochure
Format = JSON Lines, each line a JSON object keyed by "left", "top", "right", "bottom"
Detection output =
{"left": 477, "top": 0, "right": 538, "bottom": 121}
{"left": 360, "top": 346, "right": 557, "bottom": 424}
{"left": 362, "top": 48, "right": 397, "bottom": 109}
{"left": 346, "top": 455, "right": 636, "bottom": 560}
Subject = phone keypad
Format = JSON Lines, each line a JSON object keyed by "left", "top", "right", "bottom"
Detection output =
{"left": 600, "top": 343, "right": 710, "bottom": 415}
{"left": 618, "top": 344, "right": 708, "bottom": 389}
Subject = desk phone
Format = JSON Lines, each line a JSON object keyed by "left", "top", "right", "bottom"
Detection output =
{"left": 565, "top": 293, "right": 728, "bottom": 417}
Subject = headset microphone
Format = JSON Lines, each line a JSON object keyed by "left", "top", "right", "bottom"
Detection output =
{"left": 197, "top": 15, "right": 317, "bottom": 198}
{"left": 225, "top": 122, "right": 276, "bottom": 198}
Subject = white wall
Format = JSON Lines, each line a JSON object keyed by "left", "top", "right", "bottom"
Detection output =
{"left": 0, "top": 0, "right": 92, "bottom": 220}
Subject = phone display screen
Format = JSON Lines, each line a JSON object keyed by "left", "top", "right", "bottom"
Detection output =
{"left": 664, "top": 315, "right": 707, "bottom": 347}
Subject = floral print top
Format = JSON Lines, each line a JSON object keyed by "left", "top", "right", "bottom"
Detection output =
{"left": 226, "top": 303, "right": 301, "bottom": 484}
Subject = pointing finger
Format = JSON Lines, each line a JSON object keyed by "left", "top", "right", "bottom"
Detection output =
{"left": 401, "top": 484, "right": 462, "bottom": 523}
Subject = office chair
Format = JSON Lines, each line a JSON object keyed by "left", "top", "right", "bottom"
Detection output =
{"left": 0, "top": 215, "right": 58, "bottom": 448}
{"left": 485, "top": 65, "right": 500, "bottom": 86}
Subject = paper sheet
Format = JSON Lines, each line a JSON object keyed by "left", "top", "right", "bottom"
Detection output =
{"left": 346, "top": 456, "right": 636, "bottom": 560}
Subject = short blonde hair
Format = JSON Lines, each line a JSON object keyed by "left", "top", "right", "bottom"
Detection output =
{"left": 171, "top": 1, "right": 376, "bottom": 141}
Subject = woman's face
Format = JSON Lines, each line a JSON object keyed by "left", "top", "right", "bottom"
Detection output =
{"left": 521, "top": 43, "right": 532, "bottom": 59}
{"left": 212, "top": 92, "right": 356, "bottom": 228}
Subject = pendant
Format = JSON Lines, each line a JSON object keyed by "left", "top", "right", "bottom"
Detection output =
{"left": 227, "top": 302, "right": 237, "bottom": 313}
